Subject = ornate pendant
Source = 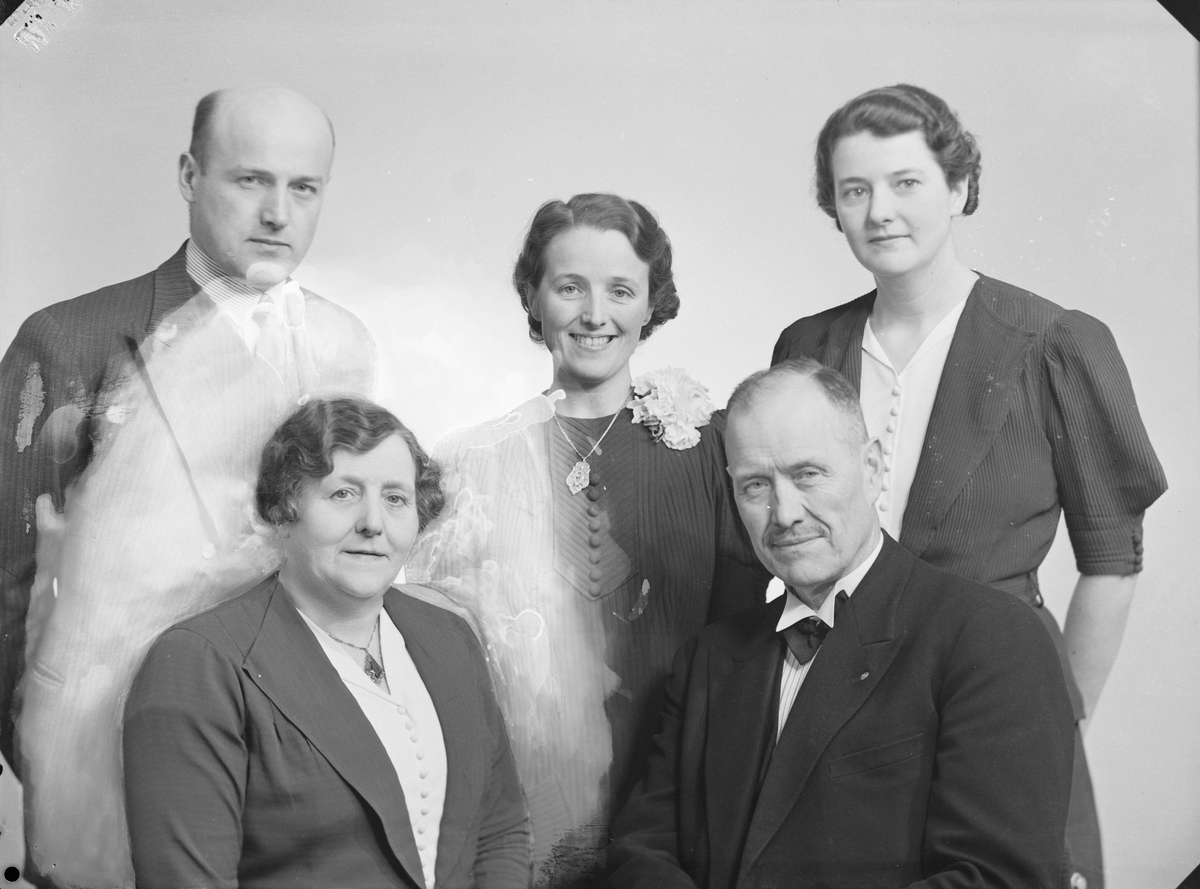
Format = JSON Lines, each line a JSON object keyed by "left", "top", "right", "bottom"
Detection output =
{"left": 364, "top": 652, "right": 386, "bottom": 686}
{"left": 566, "top": 459, "right": 591, "bottom": 495}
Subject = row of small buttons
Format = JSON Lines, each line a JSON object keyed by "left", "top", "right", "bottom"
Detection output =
{"left": 588, "top": 474, "right": 604, "bottom": 586}
{"left": 396, "top": 702, "right": 436, "bottom": 853}
{"left": 878, "top": 386, "right": 901, "bottom": 513}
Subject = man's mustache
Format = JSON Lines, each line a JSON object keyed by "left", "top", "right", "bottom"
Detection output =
{"left": 764, "top": 524, "right": 825, "bottom": 548}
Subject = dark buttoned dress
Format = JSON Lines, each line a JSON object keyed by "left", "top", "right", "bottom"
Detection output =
{"left": 773, "top": 274, "right": 1168, "bottom": 888}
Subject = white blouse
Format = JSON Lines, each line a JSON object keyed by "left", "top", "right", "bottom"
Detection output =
{"left": 859, "top": 298, "right": 968, "bottom": 541}
{"left": 299, "top": 607, "right": 448, "bottom": 888}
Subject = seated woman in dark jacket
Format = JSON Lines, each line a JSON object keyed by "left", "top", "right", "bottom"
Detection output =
{"left": 124, "top": 396, "right": 530, "bottom": 889}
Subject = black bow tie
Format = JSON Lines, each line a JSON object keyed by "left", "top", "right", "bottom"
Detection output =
{"left": 781, "top": 617, "right": 830, "bottom": 665}
{"left": 780, "top": 591, "right": 848, "bottom": 665}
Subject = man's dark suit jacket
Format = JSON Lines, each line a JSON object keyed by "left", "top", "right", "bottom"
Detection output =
{"left": 607, "top": 535, "right": 1075, "bottom": 889}
{"left": 0, "top": 243, "right": 371, "bottom": 767}
{"left": 123, "top": 578, "right": 531, "bottom": 889}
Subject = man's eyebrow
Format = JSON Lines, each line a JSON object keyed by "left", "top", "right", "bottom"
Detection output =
{"left": 730, "top": 465, "right": 768, "bottom": 482}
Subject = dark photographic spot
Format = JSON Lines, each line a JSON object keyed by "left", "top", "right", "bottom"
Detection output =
{"left": 4, "top": 866, "right": 20, "bottom": 882}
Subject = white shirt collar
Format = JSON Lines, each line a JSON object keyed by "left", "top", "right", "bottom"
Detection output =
{"left": 185, "top": 239, "right": 302, "bottom": 348}
{"left": 186, "top": 238, "right": 265, "bottom": 297}
{"left": 775, "top": 529, "right": 884, "bottom": 632}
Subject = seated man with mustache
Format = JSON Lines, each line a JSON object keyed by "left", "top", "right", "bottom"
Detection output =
{"left": 606, "top": 357, "right": 1076, "bottom": 888}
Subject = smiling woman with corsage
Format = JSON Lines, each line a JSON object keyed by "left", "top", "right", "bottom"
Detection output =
{"left": 123, "top": 397, "right": 530, "bottom": 889}
{"left": 408, "top": 193, "right": 768, "bottom": 886}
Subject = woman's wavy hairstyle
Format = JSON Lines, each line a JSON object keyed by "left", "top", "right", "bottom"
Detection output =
{"left": 512, "top": 193, "right": 679, "bottom": 344}
{"left": 256, "top": 397, "right": 444, "bottom": 532}
{"left": 814, "top": 84, "right": 982, "bottom": 231}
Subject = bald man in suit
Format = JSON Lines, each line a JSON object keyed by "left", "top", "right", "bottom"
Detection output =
{"left": 0, "top": 85, "right": 372, "bottom": 771}
{"left": 607, "top": 358, "right": 1075, "bottom": 888}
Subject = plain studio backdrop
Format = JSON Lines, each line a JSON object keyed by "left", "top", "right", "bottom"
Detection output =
{"left": 1, "top": 1, "right": 1196, "bottom": 885}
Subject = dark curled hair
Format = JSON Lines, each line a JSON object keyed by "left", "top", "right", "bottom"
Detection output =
{"left": 512, "top": 193, "right": 679, "bottom": 344}
{"left": 814, "top": 84, "right": 982, "bottom": 231}
{"left": 256, "top": 397, "right": 444, "bottom": 532}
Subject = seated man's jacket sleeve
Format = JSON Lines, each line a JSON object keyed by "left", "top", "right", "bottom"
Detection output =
{"left": 606, "top": 636, "right": 703, "bottom": 889}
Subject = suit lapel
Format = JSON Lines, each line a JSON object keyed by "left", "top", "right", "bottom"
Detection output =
{"left": 237, "top": 581, "right": 428, "bottom": 888}
{"left": 736, "top": 539, "right": 911, "bottom": 883}
{"left": 386, "top": 592, "right": 487, "bottom": 887}
{"left": 899, "top": 284, "right": 1035, "bottom": 556}
{"left": 704, "top": 605, "right": 784, "bottom": 889}
{"left": 146, "top": 242, "right": 199, "bottom": 334}
{"left": 818, "top": 296, "right": 872, "bottom": 390}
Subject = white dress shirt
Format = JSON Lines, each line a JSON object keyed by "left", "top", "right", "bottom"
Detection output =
{"left": 300, "top": 607, "right": 448, "bottom": 888}
{"left": 774, "top": 532, "right": 884, "bottom": 740}
{"left": 859, "top": 298, "right": 968, "bottom": 540}
{"left": 184, "top": 239, "right": 300, "bottom": 351}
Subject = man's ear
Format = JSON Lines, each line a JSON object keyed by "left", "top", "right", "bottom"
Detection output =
{"left": 178, "top": 152, "right": 199, "bottom": 203}
{"left": 862, "top": 437, "right": 884, "bottom": 502}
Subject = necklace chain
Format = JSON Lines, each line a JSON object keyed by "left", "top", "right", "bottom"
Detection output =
{"left": 552, "top": 409, "right": 623, "bottom": 463}
{"left": 553, "top": 405, "right": 625, "bottom": 495}
{"left": 326, "top": 616, "right": 385, "bottom": 686}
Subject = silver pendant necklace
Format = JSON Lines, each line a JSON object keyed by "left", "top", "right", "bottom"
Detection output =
{"left": 327, "top": 615, "right": 385, "bottom": 686}
{"left": 552, "top": 407, "right": 625, "bottom": 495}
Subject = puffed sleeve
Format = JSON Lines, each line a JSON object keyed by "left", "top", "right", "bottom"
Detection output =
{"left": 706, "top": 411, "right": 772, "bottom": 621}
{"left": 123, "top": 628, "right": 247, "bottom": 889}
{"left": 1044, "top": 310, "right": 1167, "bottom": 576}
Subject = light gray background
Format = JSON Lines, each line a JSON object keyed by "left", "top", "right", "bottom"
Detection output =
{"left": 1, "top": 1, "right": 1196, "bottom": 885}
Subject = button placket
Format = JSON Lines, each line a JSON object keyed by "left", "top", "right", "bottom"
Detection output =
{"left": 877, "top": 377, "right": 901, "bottom": 511}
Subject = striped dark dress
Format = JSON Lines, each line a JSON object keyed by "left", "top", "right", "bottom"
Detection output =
{"left": 418, "top": 397, "right": 768, "bottom": 887}
{"left": 772, "top": 274, "right": 1167, "bottom": 889}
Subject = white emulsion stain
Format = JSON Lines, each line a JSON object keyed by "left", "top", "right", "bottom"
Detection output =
{"left": 9, "top": 0, "right": 86, "bottom": 52}
{"left": 15, "top": 23, "right": 49, "bottom": 51}
{"left": 16, "top": 362, "right": 46, "bottom": 453}
{"left": 43, "top": 404, "right": 85, "bottom": 465}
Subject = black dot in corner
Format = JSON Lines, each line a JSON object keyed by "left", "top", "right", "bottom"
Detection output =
{"left": 4, "top": 866, "right": 20, "bottom": 883}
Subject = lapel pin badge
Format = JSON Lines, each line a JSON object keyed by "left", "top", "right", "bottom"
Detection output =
{"left": 859, "top": 671, "right": 870, "bottom": 681}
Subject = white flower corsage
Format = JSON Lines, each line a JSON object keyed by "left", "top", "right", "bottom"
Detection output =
{"left": 629, "top": 368, "right": 715, "bottom": 450}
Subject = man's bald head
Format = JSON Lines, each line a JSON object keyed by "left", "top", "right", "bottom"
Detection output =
{"left": 188, "top": 86, "right": 335, "bottom": 174}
